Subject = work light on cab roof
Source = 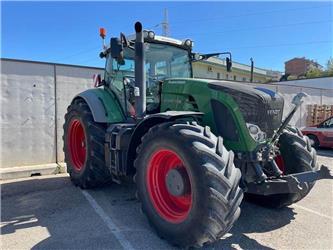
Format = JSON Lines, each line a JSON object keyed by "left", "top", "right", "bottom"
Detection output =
{"left": 99, "top": 27, "right": 107, "bottom": 50}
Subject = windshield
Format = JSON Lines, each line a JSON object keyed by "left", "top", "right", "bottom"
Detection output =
{"left": 104, "top": 42, "right": 191, "bottom": 115}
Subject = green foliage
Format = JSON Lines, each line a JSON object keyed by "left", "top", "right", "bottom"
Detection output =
{"left": 303, "top": 58, "right": 333, "bottom": 78}
{"left": 306, "top": 68, "right": 323, "bottom": 78}
{"left": 325, "top": 58, "right": 333, "bottom": 76}
{"left": 287, "top": 75, "right": 298, "bottom": 80}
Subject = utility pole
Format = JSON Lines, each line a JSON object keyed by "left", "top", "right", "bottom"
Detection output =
{"left": 162, "top": 8, "right": 170, "bottom": 37}
{"left": 250, "top": 58, "right": 254, "bottom": 83}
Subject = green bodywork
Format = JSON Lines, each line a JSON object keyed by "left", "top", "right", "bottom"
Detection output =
{"left": 81, "top": 78, "right": 258, "bottom": 152}
{"left": 78, "top": 36, "right": 261, "bottom": 154}
{"left": 160, "top": 78, "right": 258, "bottom": 152}
{"left": 79, "top": 88, "right": 126, "bottom": 123}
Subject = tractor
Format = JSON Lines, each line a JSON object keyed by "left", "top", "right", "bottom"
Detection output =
{"left": 63, "top": 22, "right": 332, "bottom": 247}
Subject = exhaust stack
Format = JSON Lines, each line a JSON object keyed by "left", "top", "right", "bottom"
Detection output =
{"left": 134, "top": 22, "right": 146, "bottom": 118}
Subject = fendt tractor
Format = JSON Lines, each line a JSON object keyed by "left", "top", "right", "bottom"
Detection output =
{"left": 63, "top": 22, "right": 332, "bottom": 247}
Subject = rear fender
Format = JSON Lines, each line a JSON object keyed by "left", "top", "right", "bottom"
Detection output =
{"left": 74, "top": 88, "right": 125, "bottom": 123}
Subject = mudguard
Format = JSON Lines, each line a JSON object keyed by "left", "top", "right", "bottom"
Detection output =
{"left": 126, "top": 111, "right": 203, "bottom": 172}
{"left": 74, "top": 88, "right": 125, "bottom": 123}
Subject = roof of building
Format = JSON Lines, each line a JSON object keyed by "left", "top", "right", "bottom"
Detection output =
{"left": 194, "top": 57, "right": 282, "bottom": 78}
{"left": 285, "top": 57, "right": 323, "bottom": 67}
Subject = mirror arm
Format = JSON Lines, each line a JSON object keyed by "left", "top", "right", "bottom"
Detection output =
{"left": 191, "top": 51, "right": 232, "bottom": 61}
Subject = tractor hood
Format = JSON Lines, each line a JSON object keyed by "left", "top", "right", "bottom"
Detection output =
{"left": 206, "top": 79, "right": 284, "bottom": 138}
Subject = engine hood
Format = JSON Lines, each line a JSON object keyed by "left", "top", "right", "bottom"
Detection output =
{"left": 206, "top": 79, "right": 284, "bottom": 138}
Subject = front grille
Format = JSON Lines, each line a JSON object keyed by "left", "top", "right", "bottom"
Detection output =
{"left": 227, "top": 91, "right": 284, "bottom": 137}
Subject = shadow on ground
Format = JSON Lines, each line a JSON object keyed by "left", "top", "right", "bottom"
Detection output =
{"left": 1, "top": 176, "right": 296, "bottom": 249}
{"left": 316, "top": 148, "right": 333, "bottom": 158}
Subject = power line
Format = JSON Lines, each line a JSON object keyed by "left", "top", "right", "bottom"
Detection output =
{"left": 169, "top": 4, "right": 331, "bottom": 25}
{"left": 172, "top": 19, "right": 332, "bottom": 37}
{"left": 56, "top": 45, "right": 100, "bottom": 61}
{"left": 224, "top": 40, "right": 332, "bottom": 50}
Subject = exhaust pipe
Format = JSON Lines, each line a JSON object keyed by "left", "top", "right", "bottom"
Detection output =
{"left": 134, "top": 22, "right": 146, "bottom": 118}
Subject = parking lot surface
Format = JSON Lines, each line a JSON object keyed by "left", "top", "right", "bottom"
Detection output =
{"left": 1, "top": 149, "right": 333, "bottom": 249}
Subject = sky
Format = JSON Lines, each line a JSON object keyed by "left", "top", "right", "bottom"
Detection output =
{"left": 1, "top": 1, "right": 332, "bottom": 72}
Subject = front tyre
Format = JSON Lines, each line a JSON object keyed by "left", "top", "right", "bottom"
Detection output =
{"left": 134, "top": 122, "right": 243, "bottom": 247}
{"left": 247, "top": 126, "right": 318, "bottom": 208}
{"left": 63, "top": 98, "right": 111, "bottom": 188}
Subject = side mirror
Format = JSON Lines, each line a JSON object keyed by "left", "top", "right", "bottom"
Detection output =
{"left": 226, "top": 57, "right": 232, "bottom": 72}
{"left": 193, "top": 53, "right": 202, "bottom": 61}
{"left": 110, "top": 37, "right": 125, "bottom": 65}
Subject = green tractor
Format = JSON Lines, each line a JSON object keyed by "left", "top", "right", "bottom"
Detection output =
{"left": 63, "top": 22, "right": 332, "bottom": 247}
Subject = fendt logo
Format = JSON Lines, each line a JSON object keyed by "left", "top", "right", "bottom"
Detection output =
{"left": 267, "top": 109, "right": 281, "bottom": 115}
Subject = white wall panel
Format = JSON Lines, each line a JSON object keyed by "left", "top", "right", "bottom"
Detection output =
{"left": 55, "top": 65, "right": 103, "bottom": 162}
{"left": 1, "top": 61, "right": 55, "bottom": 168}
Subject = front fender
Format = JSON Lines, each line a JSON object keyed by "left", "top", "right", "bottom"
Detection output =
{"left": 126, "top": 111, "right": 203, "bottom": 173}
{"left": 74, "top": 88, "right": 125, "bottom": 123}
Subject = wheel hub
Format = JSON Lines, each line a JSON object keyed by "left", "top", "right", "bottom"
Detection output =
{"left": 68, "top": 119, "right": 87, "bottom": 171}
{"left": 146, "top": 149, "right": 192, "bottom": 223}
{"left": 165, "top": 167, "right": 190, "bottom": 197}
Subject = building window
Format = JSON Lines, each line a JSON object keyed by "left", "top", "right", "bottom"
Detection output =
{"left": 217, "top": 72, "right": 220, "bottom": 79}
{"left": 242, "top": 77, "right": 246, "bottom": 82}
{"left": 233, "top": 75, "right": 237, "bottom": 81}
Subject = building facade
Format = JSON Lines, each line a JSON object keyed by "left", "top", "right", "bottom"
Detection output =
{"left": 192, "top": 57, "right": 281, "bottom": 83}
{"left": 285, "top": 57, "right": 323, "bottom": 77}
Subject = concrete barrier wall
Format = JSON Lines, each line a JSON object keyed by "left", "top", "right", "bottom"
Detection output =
{"left": 55, "top": 65, "right": 103, "bottom": 162}
{"left": 1, "top": 58, "right": 332, "bottom": 169}
{"left": 1, "top": 60, "right": 56, "bottom": 168}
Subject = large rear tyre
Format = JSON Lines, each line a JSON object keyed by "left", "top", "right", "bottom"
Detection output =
{"left": 63, "top": 98, "right": 111, "bottom": 188}
{"left": 247, "top": 126, "right": 318, "bottom": 208}
{"left": 134, "top": 121, "right": 243, "bottom": 247}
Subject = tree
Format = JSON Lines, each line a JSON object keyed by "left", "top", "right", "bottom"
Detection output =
{"left": 325, "top": 58, "right": 333, "bottom": 76}
{"left": 305, "top": 68, "right": 323, "bottom": 78}
{"left": 287, "top": 75, "right": 298, "bottom": 80}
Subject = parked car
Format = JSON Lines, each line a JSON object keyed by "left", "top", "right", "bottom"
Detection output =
{"left": 302, "top": 116, "right": 333, "bottom": 148}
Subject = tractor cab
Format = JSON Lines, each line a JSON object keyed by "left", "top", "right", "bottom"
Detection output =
{"left": 99, "top": 28, "right": 232, "bottom": 118}
{"left": 101, "top": 30, "right": 193, "bottom": 117}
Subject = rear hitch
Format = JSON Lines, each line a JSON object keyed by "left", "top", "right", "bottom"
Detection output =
{"left": 246, "top": 165, "right": 333, "bottom": 196}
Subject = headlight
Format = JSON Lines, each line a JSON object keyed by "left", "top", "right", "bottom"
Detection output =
{"left": 246, "top": 123, "right": 266, "bottom": 142}
{"left": 248, "top": 124, "right": 259, "bottom": 134}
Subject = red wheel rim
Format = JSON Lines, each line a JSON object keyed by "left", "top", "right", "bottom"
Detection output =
{"left": 275, "top": 154, "right": 285, "bottom": 174}
{"left": 146, "top": 149, "right": 192, "bottom": 223}
{"left": 68, "top": 119, "right": 86, "bottom": 171}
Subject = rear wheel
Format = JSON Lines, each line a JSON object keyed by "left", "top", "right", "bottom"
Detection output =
{"left": 134, "top": 121, "right": 243, "bottom": 247}
{"left": 63, "top": 98, "right": 111, "bottom": 188}
{"left": 247, "top": 126, "right": 318, "bottom": 208}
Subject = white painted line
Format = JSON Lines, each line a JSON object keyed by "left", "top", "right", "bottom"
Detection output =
{"left": 81, "top": 190, "right": 135, "bottom": 250}
{"left": 292, "top": 204, "right": 333, "bottom": 221}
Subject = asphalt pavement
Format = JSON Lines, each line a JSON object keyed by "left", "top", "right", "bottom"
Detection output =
{"left": 1, "top": 149, "right": 332, "bottom": 250}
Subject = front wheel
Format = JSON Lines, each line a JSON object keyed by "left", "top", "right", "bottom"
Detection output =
{"left": 247, "top": 126, "right": 318, "bottom": 208}
{"left": 134, "top": 121, "right": 243, "bottom": 247}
